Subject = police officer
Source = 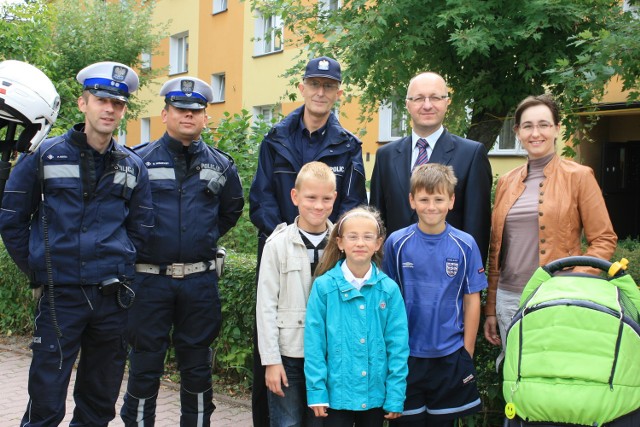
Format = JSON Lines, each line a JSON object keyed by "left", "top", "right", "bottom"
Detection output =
{"left": 249, "top": 56, "right": 367, "bottom": 426}
{"left": 0, "top": 61, "right": 153, "bottom": 426}
{"left": 121, "top": 76, "right": 244, "bottom": 426}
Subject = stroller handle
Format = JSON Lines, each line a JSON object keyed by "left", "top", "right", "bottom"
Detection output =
{"left": 543, "top": 256, "right": 626, "bottom": 278}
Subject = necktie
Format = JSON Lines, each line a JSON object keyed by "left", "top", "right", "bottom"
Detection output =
{"left": 414, "top": 138, "right": 429, "bottom": 170}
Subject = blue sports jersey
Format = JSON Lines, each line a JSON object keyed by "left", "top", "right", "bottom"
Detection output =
{"left": 383, "top": 223, "right": 487, "bottom": 358}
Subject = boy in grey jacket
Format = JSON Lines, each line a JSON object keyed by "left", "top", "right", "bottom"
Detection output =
{"left": 256, "top": 162, "right": 337, "bottom": 427}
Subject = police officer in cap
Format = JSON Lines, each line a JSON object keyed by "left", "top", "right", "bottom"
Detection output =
{"left": 121, "top": 76, "right": 244, "bottom": 426}
{"left": 0, "top": 61, "right": 153, "bottom": 426}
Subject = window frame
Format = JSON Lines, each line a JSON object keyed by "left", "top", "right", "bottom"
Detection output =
{"left": 489, "top": 117, "right": 526, "bottom": 156}
{"left": 254, "top": 13, "right": 283, "bottom": 56}
{"left": 378, "top": 100, "right": 407, "bottom": 142}
{"left": 212, "top": 0, "right": 228, "bottom": 14}
{"left": 169, "top": 32, "right": 189, "bottom": 75}
{"left": 211, "top": 73, "right": 226, "bottom": 103}
{"left": 140, "top": 118, "right": 151, "bottom": 144}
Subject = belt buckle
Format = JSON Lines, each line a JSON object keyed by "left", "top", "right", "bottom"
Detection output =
{"left": 171, "top": 263, "right": 185, "bottom": 279}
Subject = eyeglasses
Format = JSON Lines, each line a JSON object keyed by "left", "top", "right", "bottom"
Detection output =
{"left": 518, "top": 122, "right": 555, "bottom": 133}
{"left": 406, "top": 95, "right": 449, "bottom": 105}
{"left": 304, "top": 80, "right": 340, "bottom": 92}
{"left": 341, "top": 233, "right": 379, "bottom": 243}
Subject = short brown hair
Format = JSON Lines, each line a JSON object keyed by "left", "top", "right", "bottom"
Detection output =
{"left": 514, "top": 94, "right": 560, "bottom": 126}
{"left": 294, "top": 161, "right": 336, "bottom": 190}
{"left": 410, "top": 163, "right": 457, "bottom": 197}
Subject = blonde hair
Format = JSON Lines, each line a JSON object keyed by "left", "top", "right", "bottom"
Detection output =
{"left": 314, "top": 206, "right": 386, "bottom": 278}
{"left": 410, "top": 163, "right": 457, "bottom": 197}
{"left": 295, "top": 161, "right": 336, "bottom": 190}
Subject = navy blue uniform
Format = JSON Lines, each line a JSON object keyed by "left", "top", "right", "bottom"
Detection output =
{"left": 121, "top": 133, "right": 243, "bottom": 426}
{"left": 249, "top": 105, "right": 366, "bottom": 238}
{"left": 0, "top": 124, "right": 153, "bottom": 426}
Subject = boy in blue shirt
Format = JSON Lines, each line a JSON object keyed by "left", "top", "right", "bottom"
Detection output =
{"left": 383, "top": 163, "right": 487, "bottom": 427}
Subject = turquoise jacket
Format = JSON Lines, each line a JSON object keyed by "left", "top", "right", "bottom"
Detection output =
{"left": 304, "top": 261, "right": 409, "bottom": 413}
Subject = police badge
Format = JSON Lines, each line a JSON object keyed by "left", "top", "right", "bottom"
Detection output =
{"left": 318, "top": 59, "right": 330, "bottom": 71}
{"left": 112, "top": 65, "right": 128, "bottom": 82}
{"left": 181, "top": 79, "right": 195, "bottom": 96}
{"left": 445, "top": 258, "right": 459, "bottom": 277}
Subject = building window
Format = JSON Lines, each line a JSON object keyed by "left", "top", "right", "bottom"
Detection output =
{"left": 213, "top": 0, "right": 228, "bottom": 14}
{"left": 319, "top": 0, "right": 340, "bottom": 11}
{"left": 118, "top": 128, "right": 127, "bottom": 146}
{"left": 378, "top": 100, "right": 406, "bottom": 142}
{"left": 623, "top": 0, "right": 639, "bottom": 17}
{"left": 254, "top": 13, "right": 282, "bottom": 55}
{"left": 140, "top": 52, "right": 151, "bottom": 70}
{"left": 254, "top": 105, "right": 278, "bottom": 123}
{"left": 211, "top": 73, "right": 225, "bottom": 103}
{"left": 170, "top": 32, "right": 188, "bottom": 75}
{"left": 141, "top": 118, "right": 151, "bottom": 143}
{"left": 489, "top": 117, "right": 525, "bottom": 155}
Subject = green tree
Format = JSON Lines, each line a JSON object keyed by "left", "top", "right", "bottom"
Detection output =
{"left": 546, "top": 4, "right": 640, "bottom": 154}
{"left": 0, "top": 0, "right": 167, "bottom": 134}
{"left": 257, "top": 0, "right": 635, "bottom": 151}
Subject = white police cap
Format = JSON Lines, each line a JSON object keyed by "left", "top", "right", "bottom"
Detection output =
{"left": 159, "top": 76, "right": 213, "bottom": 110}
{"left": 76, "top": 61, "right": 139, "bottom": 103}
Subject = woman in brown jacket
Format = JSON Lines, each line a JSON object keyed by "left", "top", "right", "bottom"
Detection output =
{"left": 483, "top": 94, "right": 617, "bottom": 353}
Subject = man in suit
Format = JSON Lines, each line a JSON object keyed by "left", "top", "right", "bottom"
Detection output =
{"left": 370, "top": 71, "right": 492, "bottom": 262}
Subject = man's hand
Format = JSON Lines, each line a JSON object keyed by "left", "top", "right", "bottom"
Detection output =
{"left": 265, "top": 364, "right": 288, "bottom": 397}
{"left": 483, "top": 315, "right": 501, "bottom": 346}
{"left": 32, "top": 286, "right": 43, "bottom": 300}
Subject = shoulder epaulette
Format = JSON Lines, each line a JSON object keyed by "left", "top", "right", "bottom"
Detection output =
{"left": 204, "top": 143, "right": 236, "bottom": 166}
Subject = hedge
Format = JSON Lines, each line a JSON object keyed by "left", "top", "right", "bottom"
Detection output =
{"left": 1, "top": 241, "right": 639, "bottom": 425}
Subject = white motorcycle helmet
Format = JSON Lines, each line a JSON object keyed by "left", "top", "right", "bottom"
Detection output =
{"left": 0, "top": 60, "right": 60, "bottom": 152}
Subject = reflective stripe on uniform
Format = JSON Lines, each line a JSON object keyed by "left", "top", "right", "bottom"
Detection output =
{"left": 148, "top": 167, "right": 176, "bottom": 180}
{"left": 43, "top": 164, "right": 80, "bottom": 179}
{"left": 114, "top": 171, "right": 138, "bottom": 189}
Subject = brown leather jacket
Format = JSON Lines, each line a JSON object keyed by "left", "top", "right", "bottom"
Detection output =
{"left": 484, "top": 154, "right": 617, "bottom": 316}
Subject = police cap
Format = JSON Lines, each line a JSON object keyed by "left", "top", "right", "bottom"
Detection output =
{"left": 159, "top": 76, "right": 213, "bottom": 110}
{"left": 303, "top": 56, "right": 341, "bottom": 82}
{"left": 76, "top": 61, "right": 139, "bottom": 103}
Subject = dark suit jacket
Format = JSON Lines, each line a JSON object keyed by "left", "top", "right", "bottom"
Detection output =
{"left": 370, "top": 129, "right": 492, "bottom": 263}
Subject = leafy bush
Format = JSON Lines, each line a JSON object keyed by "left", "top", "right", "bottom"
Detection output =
{"left": 212, "top": 250, "right": 257, "bottom": 388}
{"left": 204, "top": 110, "right": 279, "bottom": 255}
{"left": 0, "top": 240, "right": 32, "bottom": 335}
{"left": 614, "top": 238, "right": 640, "bottom": 282}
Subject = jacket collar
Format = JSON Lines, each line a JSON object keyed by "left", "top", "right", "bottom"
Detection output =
{"left": 328, "top": 260, "right": 385, "bottom": 292}
{"left": 518, "top": 153, "right": 559, "bottom": 181}
{"left": 268, "top": 105, "right": 351, "bottom": 147}
{"left": 160, "top": 131, "right": 204, "bottom": 155}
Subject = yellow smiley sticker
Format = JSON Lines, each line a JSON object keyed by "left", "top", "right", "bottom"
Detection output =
{"left": 505, "top": 402, "right": 516, "bottom": 419}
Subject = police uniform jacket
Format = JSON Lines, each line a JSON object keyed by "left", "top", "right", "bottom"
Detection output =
{"left": 249, "top": 106, "right": 366, "bottom": 236}
{"left": 0, "top": 124, "right": 153, "bottom": 285}
{"left": 484, "top": 154, "right": 617, "bottom": 316}
{"left": 134, "top": 132, "right": 243, "bottom": 264}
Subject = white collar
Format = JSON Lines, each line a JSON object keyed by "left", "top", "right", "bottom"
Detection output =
{"left": 412, "top": 126, "right": 444, "bottom": 150}
{"left": 341, "top": 261, "right": 372, "bottom": 287}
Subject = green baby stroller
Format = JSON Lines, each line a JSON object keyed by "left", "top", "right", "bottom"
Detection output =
{"left": 502, "top": 256, "right": 640, "bottom": 426}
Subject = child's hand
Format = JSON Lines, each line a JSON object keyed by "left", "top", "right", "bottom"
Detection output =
{"left": 265, "top": 364, "right": 288, "bottom": 397}
{"left": 310, "top": 405, "right": 329, "bottom": 417}
{"left": 384, "top": 412, "right": 402, "bottom": 419}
